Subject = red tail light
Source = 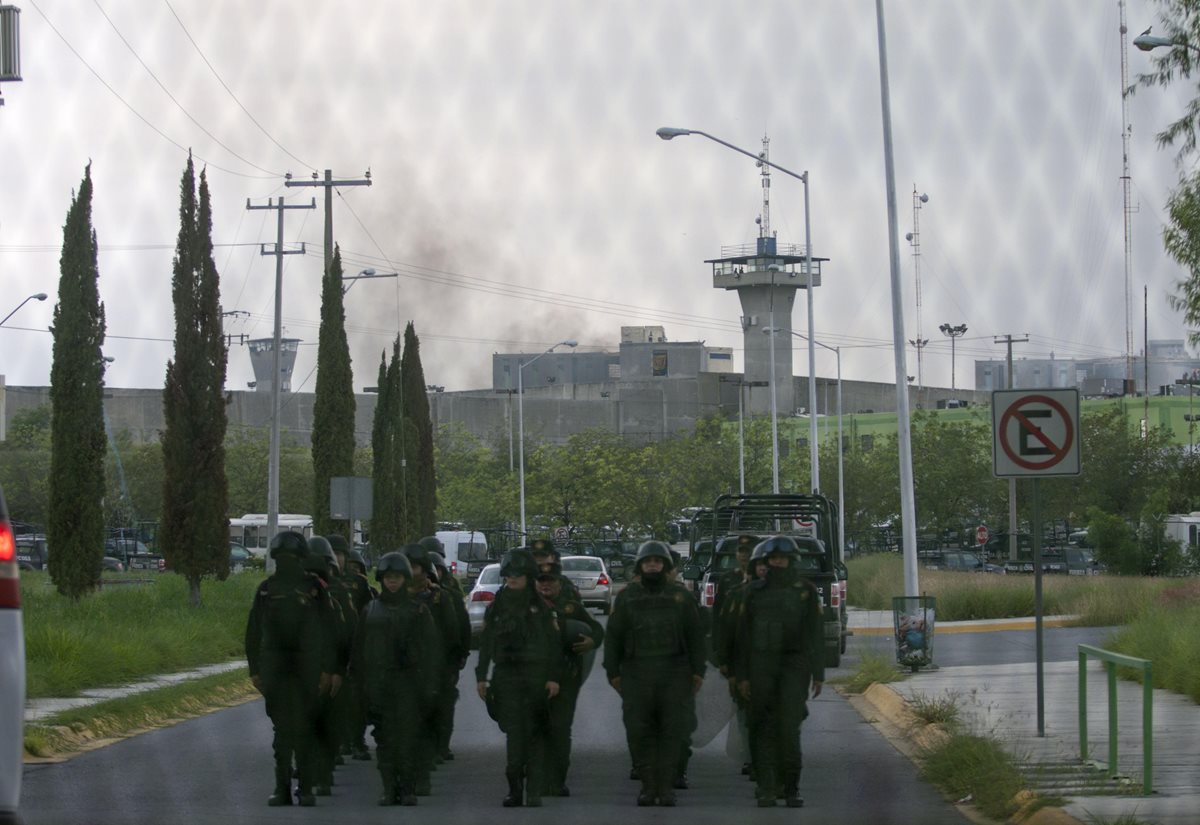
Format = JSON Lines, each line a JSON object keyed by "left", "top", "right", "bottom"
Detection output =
{"left": 0, "top": 521, "right": 20, "bottom": 609}
{"left": 451, "top": 561, "right": 459, "bottom": 575}
{"left": 830, "top": 583, "right": 841, "bottom": 608}
{"left": 597, "top": 574, "right": 609, "bottom": 586}
{"left": 702, "top": 581, "right": 715, "bottom": 607}
{"left": 471, "top": 590, "right": 495, "bottom": 602}
{"left": 0, "top": 523, "right": 13, "bottom": 563}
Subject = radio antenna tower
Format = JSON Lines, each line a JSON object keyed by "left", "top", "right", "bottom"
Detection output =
{"left": 906, "top": 186, "right": 930, "bottom": 388}
{"left": 1119, "top": 0, "right": 1136, "bottom": 392}
{"left": 755, "top": 135, "right": 772, "bottom": 238}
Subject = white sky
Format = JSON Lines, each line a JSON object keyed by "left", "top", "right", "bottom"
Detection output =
{"left": 0, "top": 0, "right": 1196, "bottom": 394}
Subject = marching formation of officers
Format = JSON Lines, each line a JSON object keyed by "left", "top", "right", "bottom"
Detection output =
{"left": 244, "top": 529, "right": 824, "bottom": 809}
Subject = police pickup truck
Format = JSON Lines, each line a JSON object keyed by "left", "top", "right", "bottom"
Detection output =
{"left": 682, "top": 493, "right": 849, "bottom": 668}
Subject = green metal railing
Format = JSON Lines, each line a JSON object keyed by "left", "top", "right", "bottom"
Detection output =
{"left": 1077, "top": 644, "right": 1154, "bottom": 795}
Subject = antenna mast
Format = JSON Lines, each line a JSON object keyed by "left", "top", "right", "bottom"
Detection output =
{"left": 1120, "top": 0, "right": 1135, "bottom": 392}
{"left": 756, "top": 135, "right": 771, "bottom": 238}
{"left": 907, "top": 186, "right": 930, "bottom": 388}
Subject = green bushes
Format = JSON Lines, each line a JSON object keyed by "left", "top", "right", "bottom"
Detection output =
{"left": 1107, "top": 581, "right": 1200, "bottom": 703}
{"left": 21, "top": 570, "right": 261, "bottom": 698}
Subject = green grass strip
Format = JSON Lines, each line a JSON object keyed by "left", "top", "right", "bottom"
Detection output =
{"left": 920, "top": 733, "right": 1028, "bottom": 821}
{"left": 24, "top": 667, "right": 258, "bottom": 758}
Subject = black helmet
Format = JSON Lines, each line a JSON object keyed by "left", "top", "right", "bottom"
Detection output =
{"left": 718, "top": 534, "right": 759, "bottom": 555}
{"left": 418, "top": 535, "right": 444, "bottom": 555}
{"left": 427, "top": 551, "right": 447, "bottom": 570}
{"left": 305, "top": 536, "right": 338, "bottom": 575}
{"left": 500, "top": 549, "right": 538, "bottom": 579}
{"left": 750, "top": 535, "right": 800, "bottom": 563}
{"left": 635, "top": 540, "right": 674, "bottom": 572}
{"left": 347, "top": 548, "right": 369, "bottom": 574}
{"left": 529, "top": 538, "right": 559, "bottom": 560}
{"left": 327, "top": 534, "right": 350, "bottom": 555}
{"left": 536, "top": 559, "right": 563, "bottom": 580}
{"left": 269, "top": 530, "right": 309, "bottom": 560}
{"left": 375, "top": 551, "right": 413, "bottom": 583}
{"left": 401, "top": 543, "right": 431, "bottom": 570}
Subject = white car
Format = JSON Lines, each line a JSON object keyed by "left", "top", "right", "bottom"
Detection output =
{"left": 0, "top": 485, "right": 24, "bottom": 825}
{"left": 560, "top": 555, "right": 613, "bottom": 614}
{"left": 466, "top": 563, "right": 502, "bottom": 646}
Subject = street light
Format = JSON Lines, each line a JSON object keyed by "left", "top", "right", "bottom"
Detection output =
{"left": 718, "top": 375, "right": 768, "bottom": 494}
{"left": 657, "top": 125, "right": 818, "bottom": 494}
{"left": 939, "top": 323, "right": 968, "bottom": 391}
{"left": 1133, "top": 27, "right": 1200, "bottom": 53}
{"left": 518, "top": 339, "right": 577, "bottom": 538}
{"left": 0, "top": 292, "right": 48, "bottom": 327}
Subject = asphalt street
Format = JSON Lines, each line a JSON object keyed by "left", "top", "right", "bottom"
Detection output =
{"left": 20, "top": 624, "right": 978, "bottom": 825}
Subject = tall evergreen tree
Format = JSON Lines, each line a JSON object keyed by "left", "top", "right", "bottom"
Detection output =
{"left": 399, "top": 322, "right": 437, "bottom": 537}
{"left": 160, "top": 158, "right": 231, "bottom": 607}
{"left": 370, "top": 347, "right": 398, "bottom": 551}
{"left": 311, "top": 245, "right": 357, "bottom": 539}
{"left": 47, "top": 164, "right": 108, "bottom": 600}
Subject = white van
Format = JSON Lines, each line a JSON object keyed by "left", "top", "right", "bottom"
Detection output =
{"left": 434, "top": 530, "right": 490, "bottom": 586}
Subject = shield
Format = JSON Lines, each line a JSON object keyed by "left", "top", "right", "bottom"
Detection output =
{"left": 691, "top": 670, "right": 736, "bottom": 747}
{"left": 564, "top": 618, "right": 598, "bottom": 683}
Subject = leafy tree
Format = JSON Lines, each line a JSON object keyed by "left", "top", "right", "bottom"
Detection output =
{"left": 160, "top": 159, "right": 231, "bottom": 606}
{"left": 1162, "top": 171, "right": 1200, "bottom": 347}
{"left": 224, "top": 427, "right": 314, "bottom": 517}
{"left": 311, "top": 245, "right": 356, "bottom": 540}
{"left": 400, "top": 322, "right": 436, "bottom": 537}
{"left": 47, "top": 164, "right": 107, "bottom": 600}
{"left": 0, "top": 406, "right": 52, "bottom": 527}
{"left": 434, "top": 423, "right": 515, "bottom": 527}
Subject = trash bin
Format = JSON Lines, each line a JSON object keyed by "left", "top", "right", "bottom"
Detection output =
{"left": 892, "top": 596, "right": 936, "bottom": 672}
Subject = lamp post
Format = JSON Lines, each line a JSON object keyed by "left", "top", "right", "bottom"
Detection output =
{"left": 518, "top": 339, "right": 577, "bottom": 538}
{"left": 938, "top": 323, "right": 968, "bottom": 391}
{"left": 0, "top": 292, "right": 48, "bottom": 327}
{"left": 719, "top": 375, "right": 769, "bottom": 494}
{"left": 1133, "top": 28, "right": 1200, "bottom": 54}
{"left": 657, "top": 126, "right": 818, "bottom": 494}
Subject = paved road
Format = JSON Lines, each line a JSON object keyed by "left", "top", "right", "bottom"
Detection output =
{"left": 849, "top": 623, "right": 1117, "bottom": 668}
{"left": 21, "top": 630, "right": 974, "bottom": 825}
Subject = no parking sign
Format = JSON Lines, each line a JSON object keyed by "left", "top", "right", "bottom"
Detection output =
{"left": 992, "top": 389, "right": 1081, "bottom": 478}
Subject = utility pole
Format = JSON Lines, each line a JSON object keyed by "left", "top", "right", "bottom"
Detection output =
{"left": 994, "top": 333, "right": 1028, "bottom": 562}
{"left": 246, "top": 195, "right": 315, "bottom": 571}
{"left": 906, "top": 186, "right": 930, "bottom": 390}
{"left": 284, "top": 169, "right": 372, "bottom": 276}
{"left": 939, "top": 323, "right": 968, "bottom": 391}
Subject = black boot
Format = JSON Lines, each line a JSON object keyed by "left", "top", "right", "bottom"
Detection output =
{"left": 525, "top": 777, "right": 542, "bottom": 808}
{"left": 378, "top": 763, "right": 397, "bottom": 806}
{"left": 503, "top": 773, "right": 523, "bottom": 807}
{"left": 267, "top": 764, "right": 292, "bottom": 807}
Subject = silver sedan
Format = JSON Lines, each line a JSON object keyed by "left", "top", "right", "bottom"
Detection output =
{"left": 560, "top": 554, "right": 612, "bottom": 614}
{"left": 466, "top": 563, "right": 502, "bottom": 646}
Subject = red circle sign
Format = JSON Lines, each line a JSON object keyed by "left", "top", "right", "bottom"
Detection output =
{"left": 975, "top": 525, "right": 989, "bottom": 546}
{"left": 998, "top": 394, "right": 1075, "bottom": 472}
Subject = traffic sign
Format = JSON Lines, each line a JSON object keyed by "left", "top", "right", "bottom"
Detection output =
{"left": 974, "top": 525, "right": 989, "bottom": 546}
{"left": 992, "top": 388, "right": 1081, "bottom": 478}
{"left": 553, "top": 526, "right": 569, "bottom": 542}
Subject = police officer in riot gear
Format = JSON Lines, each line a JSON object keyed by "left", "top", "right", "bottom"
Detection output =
{"left": 422, "top": 544, "right": 470, "bottom": 763}
{"left": 328, "top": 535, "right": 374, "bottom": 762}
{"left": 245, "top": 531, "right": 334, "bottom": 807}
{"left": 604, "top": 540, "right": 706, "bottom": 807}
{"left": 352, "top": 551, "right": 439, "bottom": 806}
{"left": 476, "top": 549, "right": 565, "bottom": 807}
{"left": 303, "top": 536, "right": 353, "bottom": 795}
{"left": 733, "top": 536, "right": 824, "bottom": 808}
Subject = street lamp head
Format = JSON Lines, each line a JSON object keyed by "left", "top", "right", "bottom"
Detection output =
{"left": 33, "top": 293, "right": 48, "bottom": 301}
{"left": 1133, "top": 29, "right": 1177, "bottom": 51}
{"left": 360, "top": 268, "right": 376, "bottom": 277}
{"left": 560, "top": 339, "right": 578, "bottom": 348}
{"left": 656, "top": 127, "right": 693, "bottom": 141}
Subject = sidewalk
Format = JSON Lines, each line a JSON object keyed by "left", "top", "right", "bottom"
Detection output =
{"left": 24, "top": 660, "right": 245, "bottom": 723}
{"left": 849, "top": 609, "right": 1200, "bottom": 825}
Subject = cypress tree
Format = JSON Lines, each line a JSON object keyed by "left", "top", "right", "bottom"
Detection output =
{"left": 399, "top": 322, "right": 437, "bottom": 537}
{"left": 311, "top": 245, "right": 357, "bottom": 539}
{"left": 370, "top": 347, "right": 398, "bottom": 551}
{"left": 161, "top": 158, "right": 231, "bottom": 607}
{"left": 385, "top": 338, "right": 408, "bottom": 543}
{"left": 47, "top": 164, "right": 108, "bottom": 600}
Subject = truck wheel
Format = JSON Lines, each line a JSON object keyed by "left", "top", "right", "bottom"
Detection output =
{"left": 840, "top": 634, "right": 847, "bottom": 655}
{"left": 826, "top": 645, "right": 841, "bottom": 669}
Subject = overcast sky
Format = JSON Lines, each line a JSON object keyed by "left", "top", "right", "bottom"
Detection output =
{"left": 0, "top": 0, "right": 1196, "bottom": 396}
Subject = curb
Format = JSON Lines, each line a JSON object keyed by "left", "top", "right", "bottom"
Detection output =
{"left": 854, "top": 682, "right": 1088, "bottom": 825}
{"left": 853, "top": 616, "right": 1079, "bottom": 636}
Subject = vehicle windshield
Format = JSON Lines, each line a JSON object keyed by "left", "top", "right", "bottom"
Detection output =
{"left": 460, "top": 540, "right": 489, "bottom": 562}
{"left": 477, "top": 565, "right": 501, "bottom": 586}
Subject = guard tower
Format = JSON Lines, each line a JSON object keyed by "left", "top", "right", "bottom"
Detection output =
{"left": 706, "top": 137, "right": 828, "bottom": 415}
{"left": 247, "top": 337, "right": 300, "bottom": 393}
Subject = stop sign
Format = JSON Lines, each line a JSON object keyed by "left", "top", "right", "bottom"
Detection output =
{"left": 975, "top": 525, "right": 989, "bottom": 546}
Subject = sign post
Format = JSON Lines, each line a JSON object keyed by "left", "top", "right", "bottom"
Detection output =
{"left": 992, "top": 389, "right": 1081, "bottom": 738}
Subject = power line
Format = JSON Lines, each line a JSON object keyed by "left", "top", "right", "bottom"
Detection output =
{"left": 91, "top": 0, "right": 283, "bottom": 177}
{"left": 163, "top": 0, "right": 314, "bottom": 173}
{"left": 26, "top": 0, "right": 276, "bottom": 180}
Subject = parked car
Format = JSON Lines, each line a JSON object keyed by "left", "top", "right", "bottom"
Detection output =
{"left": 560, "top": 555, "right": 613, "bottom": 614}
{"left": 466, "top": 563, "right": 502, "bottom": 647}
{"left": 229, "top": 542, "right": 253, "bottom": 573}
{"left": 922, "top": 549, "right": 1005, "bottom": 574}
{"left": 0, "top": 485, "right": 25, "bottom": 825}
{"left": 104, "top": 538, "right": 164, "bottom": 572}
{"left": 17, "top": 534, "right": 124, "bottom": 573}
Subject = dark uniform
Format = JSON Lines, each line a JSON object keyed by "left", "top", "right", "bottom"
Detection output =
{"left": 475, "top": 550, "right": 565, "bottom": 807}
{"left": 604, "top": 541, "right": 706, "bottom": 807}
{"left": 329, "top": 537, "right": 374, "bottom": 762}
{"left": 402, "top": 543, "right": 462, "bottom": 795}
{"left": 537, "top": 560, "right": 604, "bottom": 796}
{"left": 733, "top": 536, "right": 825, "bottom": 808}
{"left": 244, "top": 531, "right": 334, "bottom": 807}
{"left": 710, "top": 534, "right": 757, "bottom": 775}
{"left": 352, "top": 551, "right": 439, "bottom": 806}
{"left": 303, "top": 536, "right": 354, "bottom": 796}
{"left": 421, "top": 537, "right": 471, "bottom": 763}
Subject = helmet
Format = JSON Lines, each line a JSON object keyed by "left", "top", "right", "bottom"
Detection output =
{"left": 375, "top": 551, "right": 413, "bottom": 583}
{"left": 500, "top": 549, "right": 538, "bottom": 579}
{"left": 718, "top": 534, "right": 759, "bottom": 555}
{"left": 750, "top": 535, "right": 800, "bottom": 563}
{"left": 401, "top": 543, "right": 431, "bottom": 571}
{"left": 327, "top": 534, "right": 350, "bottom": 556}
{"left": 347, "top": 548, "right": 369, "bottom": 574}
{"left": 529, "top": 538, "right": 559, "bottom": 560}
{"left": 635, "top": 540, "right": 674, "bottom": 572}
{"left": 427, "top": 551, "right": 447, "bottom": 570}
{"left": 536, "top": 559, "right": 563, "bottom": 580}
{"left": 305, "top": 536, "right": 338, "bottom": 575}
{"left": 418, "top": 535, "right": 444, "bottom": 555}
{"left": 269, "top": 530, "right": 309, "bottom": 560}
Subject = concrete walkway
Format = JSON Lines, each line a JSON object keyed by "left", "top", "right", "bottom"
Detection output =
{"left": 848, "top": 608, "right": 1200, "bottom": 825}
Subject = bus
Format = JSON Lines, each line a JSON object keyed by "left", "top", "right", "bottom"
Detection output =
{"left": 229, "top": 514, "right": 314, "bottom": 557}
